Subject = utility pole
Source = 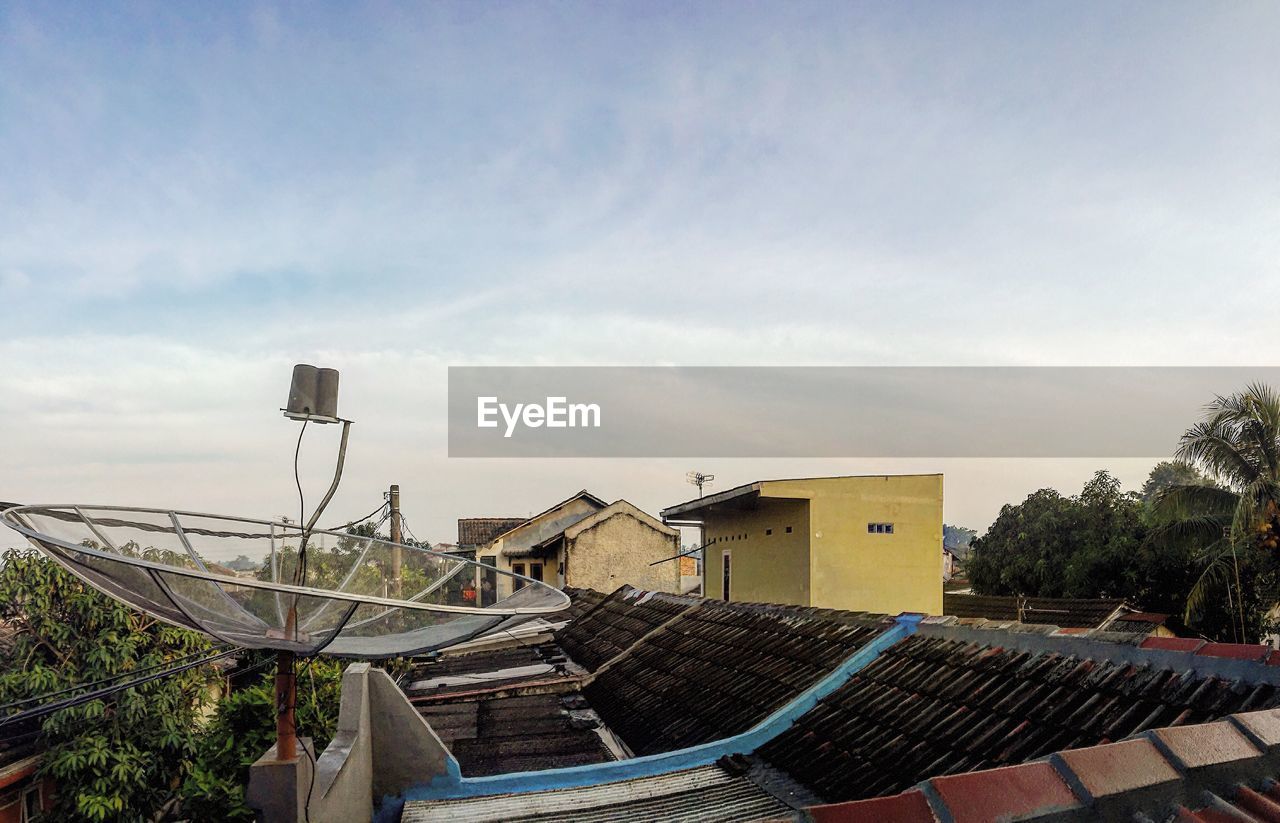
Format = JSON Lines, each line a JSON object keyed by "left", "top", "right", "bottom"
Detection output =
{"left": 389, "top": 484, "right": 402, "bottom": 598}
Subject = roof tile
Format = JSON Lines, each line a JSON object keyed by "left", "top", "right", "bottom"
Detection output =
{"left": 1151, "top": 722, "right": 1260, "bottom": 769}
{"left": 1052, "top": 738, "right": 1180, "bottom": 799}
{"left": 808, "top": 790, "right": 936, "bottom": 823}
{"left": 928, "top": 762, "right": 1082, "bottom": 821}
{"left": 1196, "top": 643, "right": 1271, "bottom": 663}
{"left": 1230, "top": 708, "right": 1280, "bottom": 750}
{"left": 1140, "top": 636, "right": 1206, "bottom": 653}
{"left": 456, "top": 517, "right": 526, "bottom": 546}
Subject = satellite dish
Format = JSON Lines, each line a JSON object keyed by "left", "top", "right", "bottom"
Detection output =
{"left": 0, "top": 504, "right": 568, "bottom": 659}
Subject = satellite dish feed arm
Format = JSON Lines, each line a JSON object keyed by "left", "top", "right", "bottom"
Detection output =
{"left": 303, "top": 419, "right": 351, "bottom": 536}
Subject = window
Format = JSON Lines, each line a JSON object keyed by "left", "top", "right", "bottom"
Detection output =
{"left": 512, "top": 562, "right": 526, "bottom": 590}
{"left": 721, "top": 550, "right": 731, "bottom": 602}
{"left": 785, "top": 526, "right": 792, "bottom": 534}
{"left": 765, "top": 528, "right": 772, "bottom": 536}
{"left": 479, "top": 556, "right": 498, "bottom": 606}
{"left": 529, "top": 563, "right": 543, "bottom": 582}
{"left": 868, "top": 522, "right": 895, "bottom": 534}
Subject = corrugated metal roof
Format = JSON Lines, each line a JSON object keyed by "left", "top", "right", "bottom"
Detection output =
{"left": 401, "top": 765, "right": 797, "bottom": 823}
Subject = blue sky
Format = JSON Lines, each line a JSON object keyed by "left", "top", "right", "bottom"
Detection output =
{"left": 2, "top": 2, "right": 1278, "bottom": 544}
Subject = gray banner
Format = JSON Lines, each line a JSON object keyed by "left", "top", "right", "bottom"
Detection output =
{"left": 447, "top": 366, "right": 1280, "bottom": 457}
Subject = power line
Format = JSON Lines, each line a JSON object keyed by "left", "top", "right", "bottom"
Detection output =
{"left": 0, "top": 649, "right": 238, "bottom": 731}
{"left": 0, "top": 647, "right": 233, "bottom": 713}
{"left": 329, "top": 501, "right": 389, "bottom": 533}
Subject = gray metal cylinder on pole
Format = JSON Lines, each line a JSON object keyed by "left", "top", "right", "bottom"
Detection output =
{"left": 286, "top": 364, "right": 320, "bottom": 418}
{"left": 315, "top": 368, "right": 340, "bottom": 419}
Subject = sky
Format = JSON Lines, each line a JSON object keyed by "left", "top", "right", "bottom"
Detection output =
{"left": 2, "top": 2, "right": 1278, "bottom": 548}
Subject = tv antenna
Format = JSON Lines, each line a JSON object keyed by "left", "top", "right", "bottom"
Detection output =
{"left": 1, "top": 365, "right": 569, "bottom": 768}
{"left": 686, "top": 471, "right": 715, "bottom": 497}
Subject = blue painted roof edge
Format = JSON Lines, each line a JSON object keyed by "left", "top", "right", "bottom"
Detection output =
{"left": 397, "top": 612, "right": 921, "bottom": 804}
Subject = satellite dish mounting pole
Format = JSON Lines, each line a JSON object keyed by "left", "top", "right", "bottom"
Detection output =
{"left": 275, "top": 651, "right": 297, "bottom": 761}
{"left": 277, "top": 363, "right": 351, "bottom": 763}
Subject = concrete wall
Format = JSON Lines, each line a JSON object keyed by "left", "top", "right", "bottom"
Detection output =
{"left": 695, "top": 475, "right": 943, "bottom": 615}
{"left": 566, "top": 509, "right": 680, "bottom": 593}
{"left": 702, "top": 498, "right": 811, "bottom": 605}
{"left": 777, "top": 475, "right": 943, "bottom": 616}
{"left": 248, "top": 663, "right": 455, "bottom": 823}
{"left": 491, "top": 496, "right": 603, "bottom": 598}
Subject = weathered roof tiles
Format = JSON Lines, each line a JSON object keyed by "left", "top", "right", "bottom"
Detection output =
{"left": 758, "top": 632, "right": 1280, "bottom": 804}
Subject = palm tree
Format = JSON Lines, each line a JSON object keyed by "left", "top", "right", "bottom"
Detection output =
{"left": 1150, "top": 383, "right": 1280, "bottom": 642}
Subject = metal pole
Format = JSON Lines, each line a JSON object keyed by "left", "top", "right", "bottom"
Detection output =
{"left": 389, "top": 484, "right": 402, "bottom": 598}
{"left": 275, "top": 651, "right": 297, "bottom": 761}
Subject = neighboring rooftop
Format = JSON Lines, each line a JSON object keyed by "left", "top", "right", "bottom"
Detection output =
{"left": 584, "top": 599, "right": 886, "bottom": 755}
{"left": 402, "top": 763, "right": 801, "bottom": 823}
{"left": 391, "top": 586, "right": 1280, "bottom": 823}
{"left": 804, "top": 702, "right": 1280, "bottom": 822}
{"left": 943, "top": 592, "right": 1128, "bottom": 629}
{"left": 757, "top": 627, "right": 1280, "bottom": 805}
{"left": 555, "top": 586, "right": 700, "bottom": 672}
{"left": 456, "top": 517, "right": 526, "bottom": 547}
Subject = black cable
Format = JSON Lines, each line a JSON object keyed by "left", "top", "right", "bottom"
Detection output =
{"left": 293, "top": 418, "right": 309, "bottom": 585}
{"left": 0, "top": 649, "right": 237, "bottom": 730}
{"left": 288, "top": 655, "right": 319, "bottom": 823}
{"left": 329, "top": 501, "right": 388, "bottom": 533}
{"left": 0, "top": 646, "right": 230, "bottom": 713}
{"left": 399, "top": 514, "right": 420, "bottom": 545}
{"left": 648, "top": 540, "right": 709, "bottom": 567}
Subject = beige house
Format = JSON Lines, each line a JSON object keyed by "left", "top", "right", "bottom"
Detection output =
{"left": 458, "top": 491, "right": 681, "bottom": 600}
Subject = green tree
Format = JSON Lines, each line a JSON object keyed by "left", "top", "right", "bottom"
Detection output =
{"left": 0, "top": 549, "right": 217, "bottom": 822}
{"left": 1141, "top": 460, "right": 1213, "bottom": 505}
{"left": 181, "top": 657, "right": 344, "bottom": 822}
{"left": 1148, "top": 384, "right": 1280, "bottom": 642}
{"left": 967, "top": 471, "right": 1188, "bottom": 612}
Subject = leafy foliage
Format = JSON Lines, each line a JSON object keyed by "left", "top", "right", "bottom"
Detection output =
{"left": 181, "top": 656, "right": 344, "bottom": 822}
{"left": 1141, "top": 460, "right": 1213, "bottom": 504}
{"left": 967, "top": 471, "right": 1177, "bottom": 606}
{"left": 1147, "top": 384, "right": 1280, "bottom": 642}
{"left": 0, "top": 548, "right": 217, "bottom": 822}
{"left": 970, "top": 385, "right": 1280, "bottom": 643}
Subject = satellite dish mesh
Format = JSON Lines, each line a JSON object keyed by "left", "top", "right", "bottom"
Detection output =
{"left": 1, "top": 505, "right": 569, "bottom": 658}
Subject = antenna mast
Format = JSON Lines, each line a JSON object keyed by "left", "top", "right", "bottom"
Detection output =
{"left": 686, "top": 471, "right": 715, "bottom": 498}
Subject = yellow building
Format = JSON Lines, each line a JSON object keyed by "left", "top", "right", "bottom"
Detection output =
{"left": 661, "top": 474, "right": 943, "bottom": 615}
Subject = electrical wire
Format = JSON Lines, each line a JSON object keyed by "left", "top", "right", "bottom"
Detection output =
{"left": 285, "top": 655, "right": 319, "bottom": 823}
{"left": 399, "top": 513, "right": 421, "bottom": 545}
{"left": 648, "top": 540, "right": 708, "bottom": 566}
{"left": 0, "top": 646, "right": 231, "bottom": 713}
{"left": 0, "top": 649, "right": 238, "bottom": 731}
{"left": 293, "top": 418, "right": 309, "bottom": 586}
{"left": 329, "top": 501, "right": 388, "bottom": 533}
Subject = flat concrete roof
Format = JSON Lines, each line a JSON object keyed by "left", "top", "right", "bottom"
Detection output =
{"left": 660, "top": 481, "right": 763, "bottom": 521}
{"left": 661, "top": 473, "right": 942, "bottom": 522}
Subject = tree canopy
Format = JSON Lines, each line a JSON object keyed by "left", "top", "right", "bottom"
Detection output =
{"left": 0, "top": 548, "right": 217, "bottom": 822}
{"left": 967, "top": 471, "right": 1179, "bottom": 606}
{"left": 1147, "top": 384, "right": 1280, "bottom": 642}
